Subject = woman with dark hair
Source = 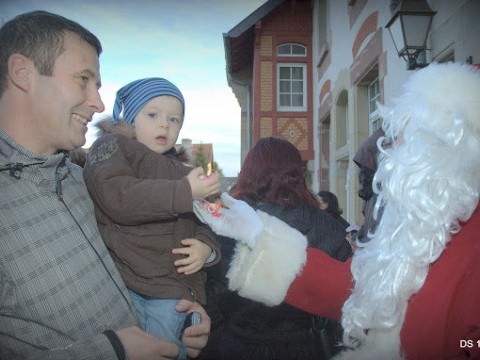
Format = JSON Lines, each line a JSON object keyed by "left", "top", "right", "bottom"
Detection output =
{"left": 234, "top": 137, "right": 319, "bottom": 209}
{"left": 317, "top": 190, "right": 350, "bottom": 230}
{"left": 199, "top": 137, "right": 352, "bottom": 360}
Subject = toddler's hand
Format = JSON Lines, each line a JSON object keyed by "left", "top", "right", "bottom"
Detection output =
{"left": 172, "top": 238, "right": 212, "bottom": 275}
{"left": 187, "top": 167, "right": 220, "bottom": 199}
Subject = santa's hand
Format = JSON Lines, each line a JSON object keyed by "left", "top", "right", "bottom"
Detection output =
{"left": 193, "top": 193, "right": 263, "bottom": 248}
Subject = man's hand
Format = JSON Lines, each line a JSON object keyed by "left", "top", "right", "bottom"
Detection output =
{"left": 116, "top": 326, "right": 178, "bottom": 360}
{"left": 193, "top": 192, "right": 263, "bottom": 248}
{"left": 176, "top": 299, "right": 211, "bottom": 358}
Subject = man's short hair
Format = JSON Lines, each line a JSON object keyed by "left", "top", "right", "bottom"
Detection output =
{"left": 0, "top": 10, "right": 102, "bottom": 95}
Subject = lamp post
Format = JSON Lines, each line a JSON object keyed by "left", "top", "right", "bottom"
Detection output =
{"left": 386, "top": 0, "right": 436, "bottom": 70}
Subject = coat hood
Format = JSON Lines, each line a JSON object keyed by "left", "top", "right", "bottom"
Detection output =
{"left": 94, "top": 117, "right": 190, "bottom": 163}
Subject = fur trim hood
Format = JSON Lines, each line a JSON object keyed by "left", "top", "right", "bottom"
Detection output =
{"left": 95, "top": 116, "right": 136, "bottom": 139}
{"left": 94, "top": 117, "right": 190, "bottom": 163}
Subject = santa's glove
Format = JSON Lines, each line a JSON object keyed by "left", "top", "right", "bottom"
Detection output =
{"left": 193, "top": 192, "right": 263, "bottom": 248}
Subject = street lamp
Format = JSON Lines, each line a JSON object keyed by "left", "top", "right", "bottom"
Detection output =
{"left": 386, "top": 0, "right": 437, "bottom": 70}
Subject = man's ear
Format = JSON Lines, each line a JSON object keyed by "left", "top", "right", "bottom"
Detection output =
{"left": 7, "top": 53, "right": 34, "bottom": 92}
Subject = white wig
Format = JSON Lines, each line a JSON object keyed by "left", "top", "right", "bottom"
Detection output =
{"left": 338, "top": 63, "right": 480, "bottom": 359}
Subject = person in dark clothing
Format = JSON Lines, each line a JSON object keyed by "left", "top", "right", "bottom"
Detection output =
{"left": 199, "top": 137, "right": 352, "bottom": 360}
{"left": 352, "top": 128, "right": 385, "bottom": 243}
{"left": 317, "top": 190, "right": 350, "bottom": 231}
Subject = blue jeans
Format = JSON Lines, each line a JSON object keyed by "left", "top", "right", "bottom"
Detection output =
{"left": 128, "top": 289, "right": 188, "bottom": 360}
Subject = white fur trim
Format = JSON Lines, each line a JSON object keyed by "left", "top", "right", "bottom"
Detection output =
{"left": 226, "top": 210, "right": 308, "bottom": 306}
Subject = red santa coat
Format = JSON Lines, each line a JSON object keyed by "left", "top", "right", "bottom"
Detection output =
{"left": 285, "top": 207, "right": 480, "bottom": 359}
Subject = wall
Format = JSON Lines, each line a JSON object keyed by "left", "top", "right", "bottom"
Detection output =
{"left": 311, "top": 0, "right": 480, "bottom": 225}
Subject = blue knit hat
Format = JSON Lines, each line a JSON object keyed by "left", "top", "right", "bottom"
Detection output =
{"left": 112, "top": 77, "right": 185, "bottom": 126}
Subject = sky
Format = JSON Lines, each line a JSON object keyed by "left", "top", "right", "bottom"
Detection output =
{"left": 1, "top": 0, "right": 267, "bottom": 176}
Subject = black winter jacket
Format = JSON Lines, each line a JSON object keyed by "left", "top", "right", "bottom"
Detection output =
{"left": 199, "top": 202, "right": 352, "bottom": 360}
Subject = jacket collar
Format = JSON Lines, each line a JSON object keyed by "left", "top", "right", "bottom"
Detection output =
{"left": 94, "top": 117, "right": 187, "bottom": 160}
{"left": 0, "top": 130, "right": 69, "bottom": 182}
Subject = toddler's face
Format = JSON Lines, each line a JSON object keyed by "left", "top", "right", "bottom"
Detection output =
{"left": 134, "top": 95, "right": 183, "bottom": 154}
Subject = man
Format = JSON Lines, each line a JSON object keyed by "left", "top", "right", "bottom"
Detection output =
{"left": 352, "top": 128, "right": 384, "bottom": 243}
{"left": 0, "top": 11, "right": 210, "bottom": 359}
{"left": 194, "top": 62, "right": 480, "bottom": 359}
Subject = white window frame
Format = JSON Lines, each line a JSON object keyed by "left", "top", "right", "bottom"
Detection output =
{"left": 277, "top": 43, "right": 307, "bottom": 57}
{"left": 368, "top": 78, "right": 381, "bottom": 133}
{"left": 277, "top": 63, "right": 307, "bottom": 112}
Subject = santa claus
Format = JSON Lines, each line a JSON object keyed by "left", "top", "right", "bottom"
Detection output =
{"left": 194, "top": 62, "right": 480, "bottom": 359}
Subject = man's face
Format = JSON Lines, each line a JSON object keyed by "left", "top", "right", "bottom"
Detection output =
{"left": 32, "top": 32, "right": 104, "bottom": 154}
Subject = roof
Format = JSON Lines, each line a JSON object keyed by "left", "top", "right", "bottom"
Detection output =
{"left": 226, "top": 0, "right": 285, "bottom": 38}
{"left": 223, "top": 0, "right": 285, "bottom": 76}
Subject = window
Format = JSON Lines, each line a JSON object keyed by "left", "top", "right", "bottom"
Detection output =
{"left": 277, "top": 63, "right": 307, "bottom": 111}
{"left": 336, "top": 90, "right": 348, "bottom": 148}
{"left": 276, "top": 43, "right": 307, "bottom": 112}
{"left": 277, "top": 43, "right": 307, "bottom": 57}
{"left": 368, "top": 78, "right": 381, "bottom": 132}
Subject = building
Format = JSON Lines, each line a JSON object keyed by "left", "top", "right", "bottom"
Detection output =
{"left": 177, "top": 138, "right": 214, "bottom": 172}
{"left": 176, "top": 139, "right": 235, "bottom": 192}
{"left": 223, "top": 0, "right": 314, "bottom": 163}
{"left": 224, "top": 0, "right": 480, "bottom": 225}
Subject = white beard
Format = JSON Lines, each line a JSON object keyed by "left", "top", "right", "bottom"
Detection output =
{"left": 338, "top": 63, "right": 480, "bottom": 358}
{"left": 334, "top": 326, "right": 403, "bottom": 360}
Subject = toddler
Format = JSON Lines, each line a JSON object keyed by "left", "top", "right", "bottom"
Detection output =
{"left": 83, "top": 77, "right": 220, "bottom": 359}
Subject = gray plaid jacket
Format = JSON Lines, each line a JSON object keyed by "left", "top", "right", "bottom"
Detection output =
{"left": 0, "top": 131, "right": 137, "bottom": 359}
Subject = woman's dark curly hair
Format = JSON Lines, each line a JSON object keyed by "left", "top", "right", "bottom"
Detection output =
{"left": 317, "top": 190, "right": 343, "bottom": 217}
{"left": 233, "top": 136, "right": 319, "bottom": 209}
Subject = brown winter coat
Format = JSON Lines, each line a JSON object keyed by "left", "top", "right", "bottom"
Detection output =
{"left": 83, "top": 119, "right": 219, "bottom": 304}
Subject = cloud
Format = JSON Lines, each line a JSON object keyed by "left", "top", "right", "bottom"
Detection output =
{"left": 179, "top": 86, "right": 242, "bottom": 176}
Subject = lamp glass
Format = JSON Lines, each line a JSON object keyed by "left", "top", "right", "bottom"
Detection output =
{"left": 388, "top": 15, "right": 405, "bottom": 55}
{"left": 402, "top": 14, "right": 432, "bottom": 50}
